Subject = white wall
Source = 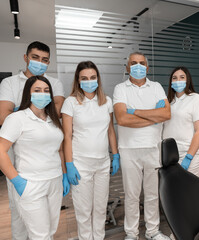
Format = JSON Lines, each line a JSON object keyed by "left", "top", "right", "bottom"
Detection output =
{"left": 0, "top": 42, "right": 57, "bottom": 77}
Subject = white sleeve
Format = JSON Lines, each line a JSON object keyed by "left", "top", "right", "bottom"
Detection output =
{"left": 52, "top": 79, "right": 65, "bottom": 97}
{"left": 155, "top": 82, "right": 167, "bottom": 100}
{"left": 106, "top": 96, "right": 113, "bottom": 113}
{"left": 113, "top": 84, "right": 127, "bottom": 105}
{"left": 61, "top": 97, "right": 74, "bottom": 117}
{"left": 192, "top": 95, "right": 199, "bottom": 122}
{"left": 0, "top": 113, "right": 23, "bottom": 143}
{"left": 0, "top": 78, "right": 14, "bottom": 102}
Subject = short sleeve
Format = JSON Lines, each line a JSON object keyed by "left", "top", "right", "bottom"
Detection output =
{"left": 0, "top": 78, "right": 14, "bottom": 102}
{"left": 46, "top": 75, "right": 65, "bottom": 97}
{"left": 192, "top": 94, "right": 199, "bottom": 122}
{"left": 155, "top": 82, "right": 167, "bottom": 100}
{"left": 113, "top": 84, "right": 127, "bottom": 105}
{"left": 106, "top": 96, "right": 113, "bottom": 113}
{"left": 0, "top": 113, "right": 23, "bottom": 143}
{"left": 61, "top": 97, "right": 74, "bottom": 117}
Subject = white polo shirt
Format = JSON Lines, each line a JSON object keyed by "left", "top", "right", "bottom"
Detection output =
{"left": 0, "top": 108, "right": 63, "bottom": 181}
{"left": 113, "top": 78, "right": 167, "bottom": 149}
{"left": 163, "top": 93, "right": 199, "bottom": 153}
{"left": 61, "top": 95, "right": 113, "bottom": 158}
{"left": 0, "top": 71, "right": 65, "bottom": 111}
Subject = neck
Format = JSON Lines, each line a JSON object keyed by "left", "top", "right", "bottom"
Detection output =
{"left": 24, "top": 69, "right": 44, "bottom": 79}
{"left": 30, "top": 104, "right": 47, "bottom": 120}
{"left": 176, "top": 91, "right": 185, "bottom": 98}
{"left": 130, "top": 76, "right": 146, "bottom": 87}
{"left": 84, "top": 91, "right": 96, "bottom": 99}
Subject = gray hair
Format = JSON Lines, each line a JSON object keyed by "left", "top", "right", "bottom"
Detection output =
{"left": 126, "top": 52, "right": 149, "bottom": 66}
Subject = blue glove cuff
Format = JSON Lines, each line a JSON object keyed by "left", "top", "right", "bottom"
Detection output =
{"left": 186, "top": 154, "right": 193, "bottom": 160}
{"left": 113, "top": 153, "right": 120, "bottom": 160}
{"left": 66, "top": 162, "right": 74, "bottom": 169}
{"left": 10, "top": 175, "right": 22, "bottom": 185}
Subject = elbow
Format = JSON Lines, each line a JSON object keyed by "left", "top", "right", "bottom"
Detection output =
{"left": 116, "top": 116, "right": 125, "bottom": 126}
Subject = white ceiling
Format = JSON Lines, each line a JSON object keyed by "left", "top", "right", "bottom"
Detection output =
{"left": 0, "top": 0, "right": 199, "bottom": 44}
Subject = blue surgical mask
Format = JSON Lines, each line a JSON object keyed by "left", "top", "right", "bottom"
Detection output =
{"left": 130, "top": 64, "right": 147, "bottom": 80}
{"left": 31, "top": 93, "right": 51, "bottom": 109}
{"left": 28, "top": 60, "right": 48, "bottom": 75}
{"left": 80, "top": 80, "right": 98, "bottom": 93}
{"left": 171, "top": 81, "right": 186, "bottom": 93}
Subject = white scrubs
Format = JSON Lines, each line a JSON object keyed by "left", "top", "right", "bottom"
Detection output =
{"left": 0, "top": 71, "right": 64, "bottom": 240}
{"left": 113, "top": 78, "right": 167, "bottom": 238}
{"left": 163, "top": 93, "right": 199, "bottom": 176}
{"left": 0, "top": 108, "right": 64, "bottom": 240}
{"left": 61, "top": 95, "right": 112, "bottom": 240}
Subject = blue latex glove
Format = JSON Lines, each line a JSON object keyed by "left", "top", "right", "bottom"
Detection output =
{"left": 127, "top": 108, "right": 135, "bottom": 114}
{"left": 66, "top": 162, "right": 81, "bottom": 185}
{"left": 181, "top": 154, "right": 193, "bottom": 170}
{"left": 155, "top": 99, "right": 165, "bottom": 109}
{"left": 63, "top": 173, "right": 70, "bottom": 196}
{"left": 112, "top": 153, "right": 120, "bottom": 176}
{"left": 10, "top": 175, "right": 27, "bottom": 196}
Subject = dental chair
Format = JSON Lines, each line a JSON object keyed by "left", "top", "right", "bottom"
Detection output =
{"left": 159, "top": 138, "right": 199, "bottom": 240}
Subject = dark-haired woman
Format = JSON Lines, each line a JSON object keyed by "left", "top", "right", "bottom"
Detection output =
{"left": 0, "top": 76, "right": 70, "bottom": 239}
{"left": 61, "top": 61, "right": 119, "bottom": 240}
{"left": 163, "top": 67, "right": 199, "bottom": 176}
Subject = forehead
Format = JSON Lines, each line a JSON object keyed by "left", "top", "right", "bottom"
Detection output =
{"left": 129, "top": 54, "right": 146, "bottom": 63}
{"left": 32, "top": 80, "right": 49, "bottom": 88}
{"left": 28, "top": 48, "right": 49, "bottom": 58}
{"left": 173, "top": 70, "right": 186, "bottom": 76}
{"left": 79, "top": 68, "right": 97, "bottom": 76}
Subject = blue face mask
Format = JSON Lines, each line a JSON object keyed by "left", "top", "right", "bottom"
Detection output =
{"left": 171, "top": 81, "right": 186, "bottom": 93}
{"left": 80, "top": 80, "right": 98, "bottom": 93}
{"left": 31, "top": 93, "right": 51, "bottom": 109}
{"left": 28, "top": 60, "right": 48, "bottom": 75}
{"left": 130, "top": 64, "right": 147, "bottom": 80}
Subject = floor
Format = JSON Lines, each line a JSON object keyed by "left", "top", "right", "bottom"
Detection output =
{"left": 0, "top": 170, "right": 172, "bottom": 240}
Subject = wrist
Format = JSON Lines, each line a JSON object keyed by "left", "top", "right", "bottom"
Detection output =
{"left": 113, "top": 153, "right": 120, "bottom": 160}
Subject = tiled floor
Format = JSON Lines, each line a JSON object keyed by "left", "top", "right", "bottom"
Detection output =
{"left": 0, "top": 170, "right": 172, "bottom": 240}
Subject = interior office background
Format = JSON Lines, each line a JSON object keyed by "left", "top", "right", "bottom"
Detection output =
{"left": 0, "top": 0, "right": 199, "bottom": 98}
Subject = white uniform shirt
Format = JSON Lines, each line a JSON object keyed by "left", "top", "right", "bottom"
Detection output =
{"left": 61, "top": 95, "right": 113, "bottom": 158}
{"left": 0, "top": 108, "right": 63, "bottom": 181}
{"left": 0, "top": 71, "right": 65, "bottom": 111}
{"left": 163, "top": 93, "right": 199, "bottom": 153}
{"left": 113, "top": 78, "right": 167, "bottom": 149}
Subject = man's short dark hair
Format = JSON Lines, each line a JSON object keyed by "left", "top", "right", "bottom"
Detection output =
{"left": 26, "top": 41, "right": 50, "bottom": 56}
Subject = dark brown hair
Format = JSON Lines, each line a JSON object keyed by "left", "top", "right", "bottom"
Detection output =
{"left": 167, "top": 66, "right": 195, "bottom": 103}
{"left": 18, "top": 76, "right": 62, "bottom": 130}
{"left": 26, "top": 41, "right": 50, "bottom": 56}
{"left": 70, "top": 61, "right": 107, "bottom": 106}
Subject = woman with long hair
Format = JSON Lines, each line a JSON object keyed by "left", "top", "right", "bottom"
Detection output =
{"left": 163, "top": 66, "right": 199, "bottom": 176}
{"left": 61, "top": 61, "right": 120, "bottom": 240}
{"left": 0, "top": 75, "right": 70, "bottom": 239}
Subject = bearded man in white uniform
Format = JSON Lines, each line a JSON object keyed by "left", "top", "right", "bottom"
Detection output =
{"left": 0, "top": 41, "right": 65, "bottom": 240}
{"left": 113, "top": 52, "right": 171, "bottom": 240}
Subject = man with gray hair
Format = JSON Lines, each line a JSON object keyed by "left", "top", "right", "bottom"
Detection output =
{"left": 113, "top": 52, "right": 171, "bottom": 240}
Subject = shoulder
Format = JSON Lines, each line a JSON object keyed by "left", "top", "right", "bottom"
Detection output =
{"left": 45, "top": 74, "right": 60, "bottom": 84}
{"left": 106, "top": 96, "right": 112, "bottom": 104}
{"left": 4, "top": 110, "right": 26, "bottom": 123}
{"left": 189, "top": 93, "right": 199, "bottom": 100}
{"left": 1, "top": 74, "right": 18, "bottom": 84}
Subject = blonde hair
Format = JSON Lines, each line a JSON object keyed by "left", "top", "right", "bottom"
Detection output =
{"left": 70, "top": 61, "right": 107, "bottom": 106}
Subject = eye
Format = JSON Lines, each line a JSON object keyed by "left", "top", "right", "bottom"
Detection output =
{"left": 42, "top": 59, "right": 49, "bottom": 64}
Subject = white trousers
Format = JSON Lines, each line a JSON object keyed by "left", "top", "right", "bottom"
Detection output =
{"left": 6, "top": 178, "right": 29, "bottom": 240}
{"left": 13, "top": 176, "right": 63, "bottom": 240}
{"left": 72, "top": 155, "right": 110, "bottom": 240}
{"left": 179, "top": 152, "right": 199, "bottom": 177}
{"left": 6, "top": 147, "right": 28, "bottom": 240}
{"left": 120, "top": 148, "right": 161, "bottom": 238}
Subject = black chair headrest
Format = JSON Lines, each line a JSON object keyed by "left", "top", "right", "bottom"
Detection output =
{"left": 161, "top": 138, "right": 179, "bottom": 167}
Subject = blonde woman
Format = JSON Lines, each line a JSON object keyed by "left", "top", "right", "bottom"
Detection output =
{"left": 61, "top": 61, "right": 119, "bottom": 240}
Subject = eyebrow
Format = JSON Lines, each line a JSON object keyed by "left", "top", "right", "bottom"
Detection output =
{"left": 34, "top": 87, "right": 49, "bottom": 89}
{"left": 31, "top": 54, "right": 49, "bottom": 60}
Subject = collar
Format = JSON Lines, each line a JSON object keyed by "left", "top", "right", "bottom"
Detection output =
{"left": 125, "top": 78, "right": 151, "bottom": 88}
{"left": 24, "top": 108, "right": 52, "bottom": 123}
{"left": 175, "top": 93, "right": 187, "bottom": 101}
{"left": 83, "top": 94, "right": 98, "bottom": 103}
